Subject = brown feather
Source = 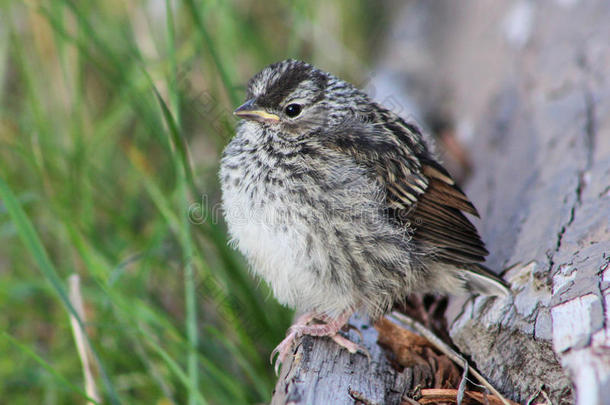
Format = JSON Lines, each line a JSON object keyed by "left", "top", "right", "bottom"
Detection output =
{"left": 321, "top": 105, "right": 488, "bottom": 266}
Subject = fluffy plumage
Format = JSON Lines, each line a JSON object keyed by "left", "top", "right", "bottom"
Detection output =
{"left": 220, "top": 60, "right": 508, "bottom": 351}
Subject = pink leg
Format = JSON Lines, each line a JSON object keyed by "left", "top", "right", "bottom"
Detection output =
{"left": 271, "top": 311, "right": 368, "bottom": 374}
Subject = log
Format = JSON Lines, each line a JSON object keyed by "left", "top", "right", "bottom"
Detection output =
{"left": 272, "top": 1, "right": 610, "bottom": 404}
{"left": 271, "top": 314, "right": 415, "bottom": 405}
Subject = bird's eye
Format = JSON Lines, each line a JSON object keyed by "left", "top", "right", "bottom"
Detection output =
{"left": 284, "top": 104, "right": 302, "bottom": 118}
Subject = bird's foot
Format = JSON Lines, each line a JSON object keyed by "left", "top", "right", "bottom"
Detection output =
{"left": 270, "top": 312, "right": 316, "bottom": 374}
{"left": 270, "top": 311, "right": 369, "bottom": 375}
{"left": 270, "top": 328, "right": 300, "bottom": 375}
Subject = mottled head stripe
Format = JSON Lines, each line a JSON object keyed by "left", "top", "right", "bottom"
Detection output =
{"left": 247, "top": 60, "right": 328, "bottom": 108}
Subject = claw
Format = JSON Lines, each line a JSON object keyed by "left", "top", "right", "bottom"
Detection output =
{"left": 344, "top": 323, "right": 364, "bottom": 341}
{"left": 331, "top": 333, "right": 371, "bottom": 362}
{"left": 270, "top": 346, "right": 279, "bottom": 365}
{"left": 271, "top": 329, "right": 301, "bottom": 375}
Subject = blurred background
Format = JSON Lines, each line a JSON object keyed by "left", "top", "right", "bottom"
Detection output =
{"left": 0, "top": 1, "right": 393, "bottom": 404}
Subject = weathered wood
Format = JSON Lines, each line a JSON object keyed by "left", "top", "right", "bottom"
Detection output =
{"left": 442, "top": 2, "right": 610, "bottom": 404}
{"left": 272, "top": 1, "right": 610, "bottom": 404}
{"left": 271, "top": 314, "right": 414, "bottom": 405}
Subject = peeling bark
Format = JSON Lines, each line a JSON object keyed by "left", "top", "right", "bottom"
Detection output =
{"left": 443, "top": 2, "right": 610, "bottom": 403}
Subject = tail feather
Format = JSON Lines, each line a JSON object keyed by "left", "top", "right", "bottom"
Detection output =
{"left": 460, "top": 264, "right": 510, "bottom": 297}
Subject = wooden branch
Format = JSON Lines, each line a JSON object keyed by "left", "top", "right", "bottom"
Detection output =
{"left": 271, "top": 314, "right": 415, "bottom": 405}
{"left": 441, "top": 2, "right": 610, "bottom": 404}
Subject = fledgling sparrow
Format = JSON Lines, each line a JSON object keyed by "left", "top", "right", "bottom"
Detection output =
{"left": 220, "top": 59, "right": 509, "bottom": 371}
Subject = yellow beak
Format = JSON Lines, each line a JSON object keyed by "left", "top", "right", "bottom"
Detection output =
{"left": 233, "top": 99, "right": 280, "bottom": 123}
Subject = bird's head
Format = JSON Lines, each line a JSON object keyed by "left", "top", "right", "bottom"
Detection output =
{"left": 234, "top": 59, "right": 367, "bottom": 138}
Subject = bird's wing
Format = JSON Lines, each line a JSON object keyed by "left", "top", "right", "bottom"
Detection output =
{"left": 319, "top": 111, "right": 488, "bottom": 266}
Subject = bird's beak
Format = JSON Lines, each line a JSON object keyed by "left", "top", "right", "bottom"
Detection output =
{"left": 233, "top": 99, "right": 280, "bottom": 123}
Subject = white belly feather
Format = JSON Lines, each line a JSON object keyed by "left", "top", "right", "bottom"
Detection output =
{"left": 220, "top": 157, "right": 340, "bottom": 314}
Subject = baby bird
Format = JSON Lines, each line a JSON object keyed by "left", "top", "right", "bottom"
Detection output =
{"left": 220, "top": 60, "right": 508, "bottom": 370}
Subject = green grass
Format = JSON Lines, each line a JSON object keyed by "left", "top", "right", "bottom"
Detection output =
{"left": 0, "top": 1, "right": 386, "bottom": 403}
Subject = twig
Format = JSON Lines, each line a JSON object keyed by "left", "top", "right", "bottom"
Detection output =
{"left": 389, "top": 311, "right": 511, "bottom": 405}
{"left": 68, "top": 274, "right": 101, "bottom": 404}
{"left": 457, "top": 358, "right": 468, "bottom": 405}
{"left": 401, "top": 397, "right": 422, "bottom": 405}
{"left": 417, "top": 389, "right": 516, "bottom": 405}
{"left": 526, "top": 386, "right": 552, "bottom": 405}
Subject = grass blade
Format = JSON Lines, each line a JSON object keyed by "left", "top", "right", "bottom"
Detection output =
{"left": 183, "top": 0, "right": 240, "bottom": 106}
{"left": 1, "top": 332, "right": 102, "bottom": 405}
{"left": 0, "top": 176, "right": 121, "bottom": 405}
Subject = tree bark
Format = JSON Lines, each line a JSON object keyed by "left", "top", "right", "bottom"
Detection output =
{"left": 272, "top": 1, "right": 610, "bottom": 404}
{"left": 271, "top": 314, "right": 420, "bottom": 405}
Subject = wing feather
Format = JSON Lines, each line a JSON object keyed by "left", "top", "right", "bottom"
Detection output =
{"left": 320, "top": 108, "right": 487, "bottom": 266}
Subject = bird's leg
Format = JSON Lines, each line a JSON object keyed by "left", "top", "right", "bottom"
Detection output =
{"left": 271, "top": 311, "right": 368, "bottom": 374}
